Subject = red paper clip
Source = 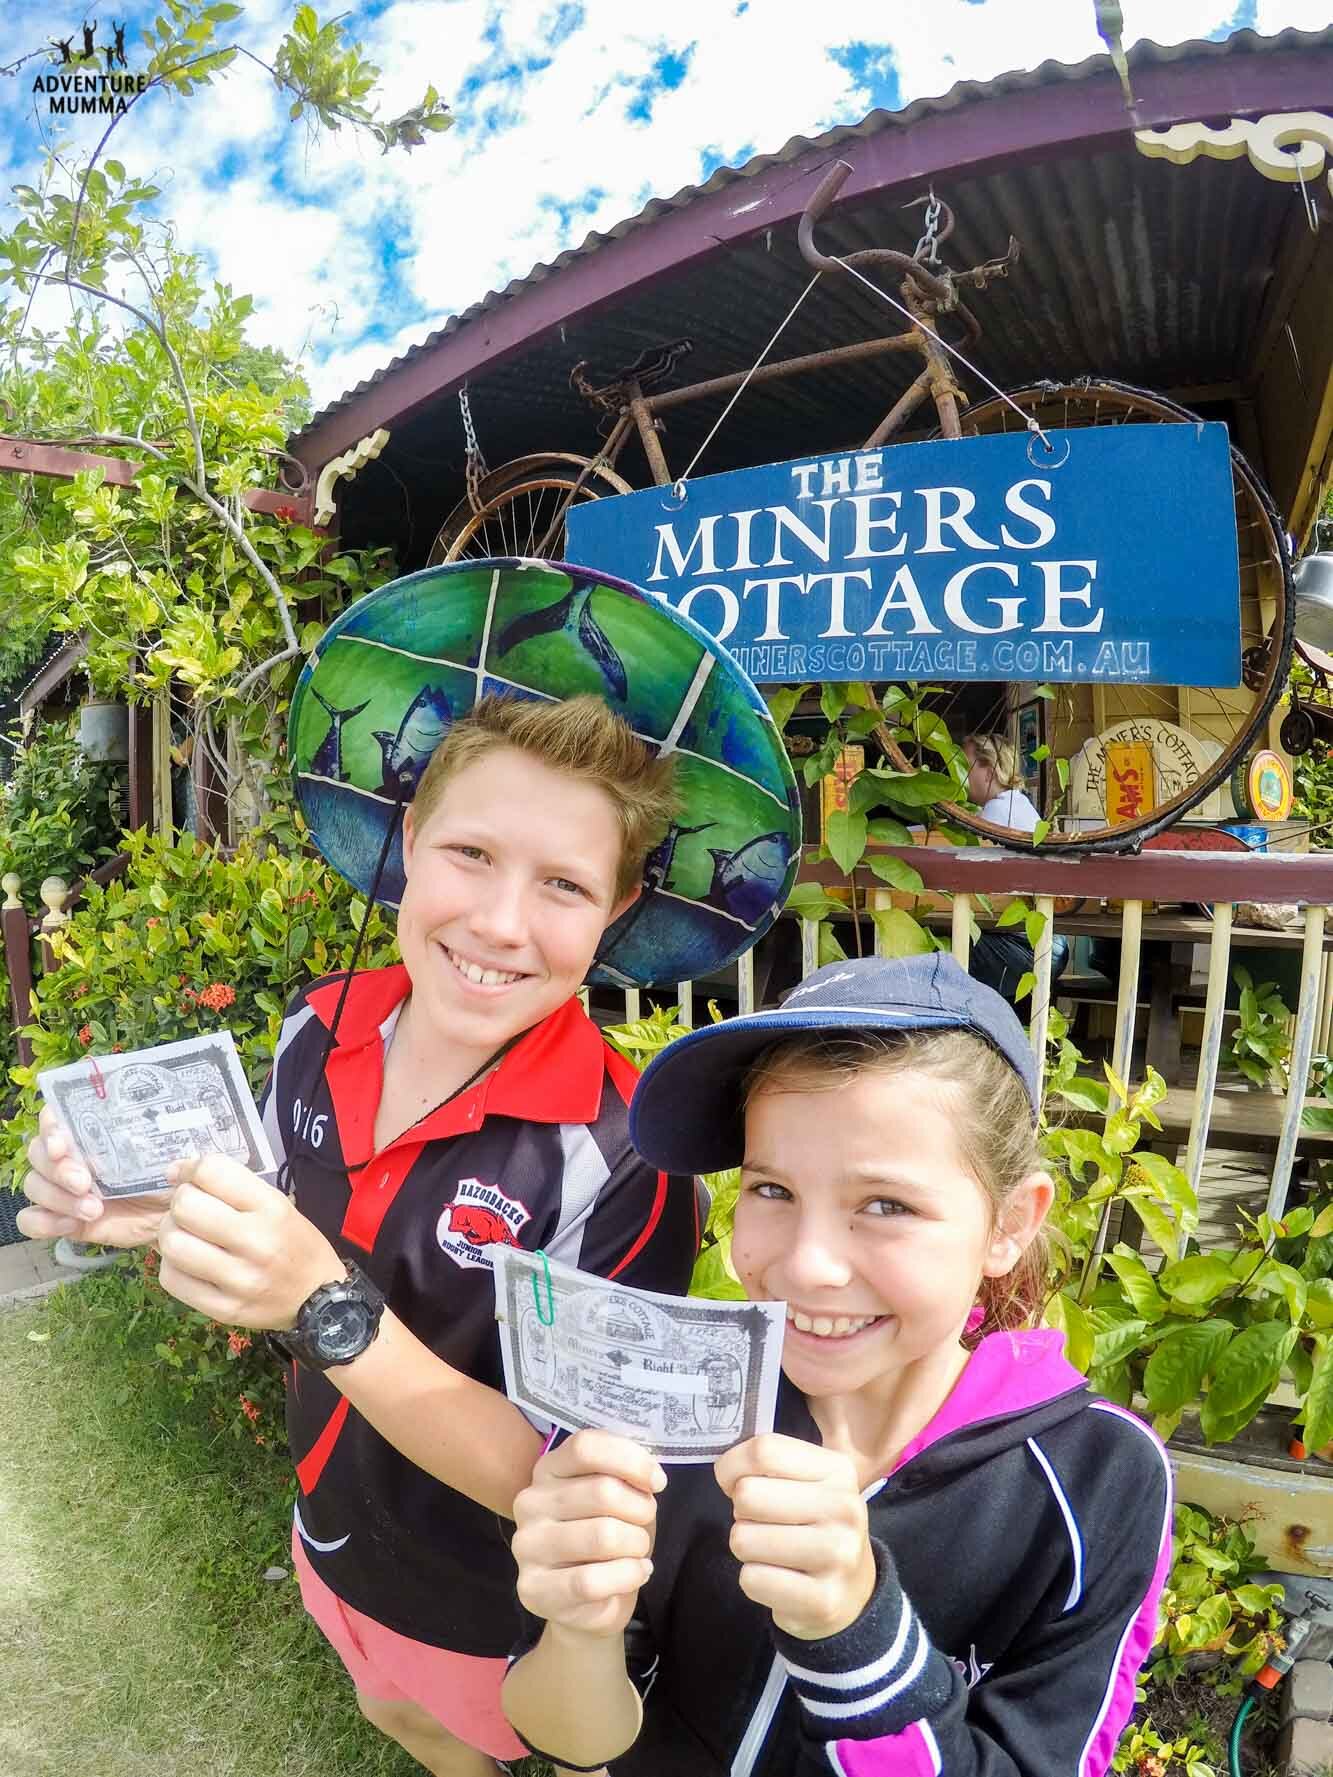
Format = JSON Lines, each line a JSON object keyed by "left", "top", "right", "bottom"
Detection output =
{"left": 88, "top": 1057, "right": 107, "bottom": 1100}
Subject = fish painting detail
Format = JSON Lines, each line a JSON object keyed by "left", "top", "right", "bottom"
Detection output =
{"left": 704, "top": 832, "right": 792, "bottom": 927}
{"left": 373, "top": 684, "right": 453, "bottom": 798}
{"left": 495, "top": 580, "right": 628, "bottom": 701}
{"left": 310, "top": 688, "right": 372, "bottom": 779}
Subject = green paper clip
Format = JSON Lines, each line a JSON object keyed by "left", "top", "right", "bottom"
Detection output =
{"left": 532, "top": 1248, "right": 555, "bottom": 1326}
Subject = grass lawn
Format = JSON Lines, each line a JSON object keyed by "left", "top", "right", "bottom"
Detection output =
{"left": 0, "top": 1278, "right": 547, "bottom": 1777}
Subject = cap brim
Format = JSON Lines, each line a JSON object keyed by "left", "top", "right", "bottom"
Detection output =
{"left": 289, "top": 557, "right": 802, "bottom": 988}
{"left": 630, "top": 1004, "right": 976, "bottom": 1175}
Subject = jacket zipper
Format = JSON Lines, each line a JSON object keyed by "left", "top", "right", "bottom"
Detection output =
{"left": 729, "top": 1480, "right": 888, "bottom": 1774}
{"left": 730, "top": 1652, "right": 786, "bottom": 1777}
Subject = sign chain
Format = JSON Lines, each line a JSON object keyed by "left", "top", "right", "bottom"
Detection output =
{"left": 913, "top": 190, "right": 943, "bottom": 266}
{"left": 459, "top": 384, "right": 489, "bottom": 514}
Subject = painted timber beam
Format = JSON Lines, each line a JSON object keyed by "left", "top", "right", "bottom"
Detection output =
{"left": 0, "top": 435, "right": 315, "bottom": 523}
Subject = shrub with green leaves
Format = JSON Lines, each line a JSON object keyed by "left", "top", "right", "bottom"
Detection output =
{"left": 1150, "top": 1504, "right": 1283, "bottom": 1682}
{"left": 0, "top": 714, "right": 126, "bottom": 899}
{"left": 2, "top": 823, "right": 399, "bottom": 1185}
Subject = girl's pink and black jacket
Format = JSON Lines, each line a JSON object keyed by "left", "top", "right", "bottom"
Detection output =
{"left": 513, "top": 1328, "right": 1172, "bottom": 1777}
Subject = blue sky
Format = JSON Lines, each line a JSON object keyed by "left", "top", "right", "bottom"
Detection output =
{"left": 0, "top": 0, "right": 1327, "bottom": 412}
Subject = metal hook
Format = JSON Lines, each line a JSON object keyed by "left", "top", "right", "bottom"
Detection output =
{"left": 663, "top": 479, "right": 689, "bottom": 509}
{"left": 1027, "top": 429, "right": 1070, "bottom": 470}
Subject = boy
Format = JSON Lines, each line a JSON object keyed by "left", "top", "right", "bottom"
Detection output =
{"left": 21, "top": 559, "right": 802, "bottom": 1776}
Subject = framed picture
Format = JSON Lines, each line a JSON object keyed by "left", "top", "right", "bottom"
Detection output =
{"left": 1015, "top": 699, "right": 1047, "bottom": 811}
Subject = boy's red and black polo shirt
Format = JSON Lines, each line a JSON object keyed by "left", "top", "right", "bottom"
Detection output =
{"left": 261, "top": 965, "right": 703, "bottom": 1654}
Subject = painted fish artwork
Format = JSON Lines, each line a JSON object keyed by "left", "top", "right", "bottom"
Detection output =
{"left": 310, "top": 688, "right": 371, "bottom": 779}
{"left": 289, "top": 558, "right": 801, "bottom": 988}
{"left": 495, "top": 578, "right": 629, "bottom": 701}
{"left": 374, "top": 684, "right": 453, "bottom": 798}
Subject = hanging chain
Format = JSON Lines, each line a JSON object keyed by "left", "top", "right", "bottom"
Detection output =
{"left": 459, "top": 384, "right": 489, "bottom": 514}
{"left": 913, "top": 190, "right": 943, "bottom": 266}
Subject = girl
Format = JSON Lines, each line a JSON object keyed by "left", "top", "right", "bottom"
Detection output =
{"left": 503, "top": 953, "right": 1171, "bottom": 1776}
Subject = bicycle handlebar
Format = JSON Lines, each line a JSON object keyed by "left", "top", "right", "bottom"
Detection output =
{"left": 798, "top": 161, "right": 957, "bottom": 308}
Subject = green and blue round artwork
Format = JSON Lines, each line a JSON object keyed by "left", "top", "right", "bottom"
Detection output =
{"left": 289, "top": 558, "right": 802, "bottom": 987}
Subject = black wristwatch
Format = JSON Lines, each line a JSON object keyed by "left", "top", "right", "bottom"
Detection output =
{"left": 275, "top": 1260, "right": 386, "bottom": 1371}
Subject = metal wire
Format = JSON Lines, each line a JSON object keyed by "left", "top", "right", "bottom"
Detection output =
{"left": 827, "top": 253, "right": 1055, "bottom": 451}
{"left": 673, "top": 272, "right": 824, "bottom": 493}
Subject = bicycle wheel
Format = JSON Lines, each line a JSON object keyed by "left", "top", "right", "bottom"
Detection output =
{"left": 430, "top": 453, "right": 633, "bottom": 564}
{"left": 878, "top": 379, "right": 1294, "bottom": 852}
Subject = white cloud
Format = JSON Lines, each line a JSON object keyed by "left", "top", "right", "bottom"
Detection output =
{"left": 0, "top": 0, "right": 1325, "bottom": 415}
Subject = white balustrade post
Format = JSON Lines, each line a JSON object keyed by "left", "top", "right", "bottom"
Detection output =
{"left": 951, "top": 893, "right": 972, "bottom": 971}
{"left": 1267, "top": 902, "right": 1327, "bottom": 1222}
{"left": 1185, "top": 902, "right": 1233, "bottom": 1200}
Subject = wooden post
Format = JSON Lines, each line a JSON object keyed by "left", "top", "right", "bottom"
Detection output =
{"left": 2, "top": 873, "right": 34, "bottom": 1067}
{"left": 676, "top": 978, "right": 694, "bottom": 1030}
{"left": 38, "top": 877, "right": 69, "bottom": 974}
{"left": 1185, "top": 902, "right": 1233, "bottom": 1200}
{"left": 126, "top": 703, "right": 154, "bottom": 832}
{"left": 191, "top": 725, "right": 227, "bottom": 847}
{"left": 951, "top": 893, "right": 972, "bottom": 970}
{"left": 1028, "top": 894, "right": 1056, "bottom": 1066}
{"left": 800, "top": 917, "right": 820, "bottom": 982}
{"left": 1267, "top": 902, "right": 1327, "bottom": 1221}
{"left": 152, "top": 692, "right": 173, "bottom": 834}
{"left": 737, "top": 948, "right": 756, "bottom": 1017}
{"left": 623, "top": 987, "right": 641, "bottom": 1024}
{"left": 1080, "top": 899, "right": 1145, "bottom": 1299}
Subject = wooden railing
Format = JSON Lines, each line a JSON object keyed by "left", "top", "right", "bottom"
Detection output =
{"left": 7, "top": 844, "right": 1331, "bottom": 1217}
{"left": 648, "top": 846, "right": 1333, "bottom": 1223}
{"left": 1, "top": 854, "right": 130, "bottom": 1065}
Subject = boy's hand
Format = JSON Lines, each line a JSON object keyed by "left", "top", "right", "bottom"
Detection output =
{"left": 17, "top": 1105, "right": 166, "bottom": 1248}
{"left": 715, "top": 1435, "right": 877, "bottom": 1642}
{"left": 512, "top": 1428, "right": 665, "bottom": 1639}
{"left": 155, "top": 1155, "right": 343, "bottom": 1331}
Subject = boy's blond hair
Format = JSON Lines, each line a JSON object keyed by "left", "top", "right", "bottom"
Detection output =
{"left": 411, "top": 694, "right": 678, "bottom": 901}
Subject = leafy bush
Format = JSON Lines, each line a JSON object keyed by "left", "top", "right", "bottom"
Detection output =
{"left": 2, "top": 823, "right": 399, "bottom": 1185}
{"left": 0, "top": 715, "right": 126, "bottom": 899}
{"left": 1150, "top": 1504, "right": 1283, "bottom": 1682}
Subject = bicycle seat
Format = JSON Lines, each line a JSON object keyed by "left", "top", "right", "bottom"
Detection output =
{"left": 572, "top": 338, "right": 693, "bottom": 400}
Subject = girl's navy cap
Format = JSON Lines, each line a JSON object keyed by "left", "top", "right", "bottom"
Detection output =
{"left": 629, "top": 953, "right": 1040, "bottom": 1175}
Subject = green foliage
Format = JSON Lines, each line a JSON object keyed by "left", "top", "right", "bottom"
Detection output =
{"left": 1288, "top": 658, "right": 1333, "bottom": 848}
{"left": 1227, "top": 966, "right": 1292, "bottom": 1090}
{"left": 0, "top": 1, "right": 441, "bottom": 729}
{"left": 0, "top": 715, "right": 125, "bottom": 898}
{"left": 1111, "top": 1716, "right": 1217, "bottom": 1777}
{"left": 1149, "top": 1504, "right": 1283, "bottom": 1683}
{"left": 0, "top": 824, "right": 399, "bottom": 1185}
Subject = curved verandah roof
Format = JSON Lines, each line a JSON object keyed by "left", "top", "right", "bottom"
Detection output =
{"left": 289, "top": 25, "right": 1333, "bottom": 570}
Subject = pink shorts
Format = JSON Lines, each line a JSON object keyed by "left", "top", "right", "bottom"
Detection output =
{"left": 291, "top": 1529, "right": 526, "bottom": 1761}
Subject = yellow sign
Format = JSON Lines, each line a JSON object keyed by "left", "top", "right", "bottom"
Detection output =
{"left": 1105, "top": 741, "right": 1156, "bottom": 827}
{"left": 820, "top": 745, "right": 865, "bottom": 844}
{"left": 1247, "top": 750, "right": 1293, "bottom": 821}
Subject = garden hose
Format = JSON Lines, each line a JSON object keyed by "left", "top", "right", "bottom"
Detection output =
{"left": 1227, "top": 1695, "right": 1252, "bottom": 1777}
{"left": 1227, "top": 1598, "right": 1328, "bottom": 1777}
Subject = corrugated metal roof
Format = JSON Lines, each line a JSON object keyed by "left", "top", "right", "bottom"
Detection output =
{"left": 295, "top": 23, "right": 1333, "bottom": 441}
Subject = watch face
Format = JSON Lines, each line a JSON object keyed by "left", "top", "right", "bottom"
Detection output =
{"left": 313, "top": 1294, "right": 373, "bottom": 1361}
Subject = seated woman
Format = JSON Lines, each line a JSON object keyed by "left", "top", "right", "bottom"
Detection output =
{"left": 961, "top": 733, "right": 1069, "bottom": 1005}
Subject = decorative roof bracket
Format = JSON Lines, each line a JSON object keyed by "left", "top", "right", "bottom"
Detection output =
{"left": 313, "top": 427, "right": 391, "bottom": 528}
{"left": 1134, "top": 110, "right": 1333, "bottom": 200}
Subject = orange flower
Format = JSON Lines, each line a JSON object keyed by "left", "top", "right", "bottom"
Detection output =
{"left": 77, "top": 1024, "right": 92, "bottom": 1046}
{"left": 198, "top": 982, "right": 237, "bottom": 1012}
{"left": 238, "top": 1395, "right": 261, "bottom": 1424}
{"left": 227, "top": 1330, "right": 252, "bottom": 1356}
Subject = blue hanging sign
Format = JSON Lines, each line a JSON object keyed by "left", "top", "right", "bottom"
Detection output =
{"left": 563, "top": 423, "right": 1241, "bottom": 686}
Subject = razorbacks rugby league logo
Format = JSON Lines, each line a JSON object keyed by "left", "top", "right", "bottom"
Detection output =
{"left": 436, "top": 1177, "right": 531, "bottom": 1268}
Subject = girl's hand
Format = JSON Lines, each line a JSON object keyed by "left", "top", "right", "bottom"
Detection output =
{"left": 715, "top": 1435, "right": 877, "bottom": 1642}
{"left": 155, "top": 1155, "right": 343, "bottom": 1330}
{"left": 512, "top": 1429, "right": 666, "bottom": 1639}
{"left": 17, "top": 1106, "right": 167, "bottom": 1248}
